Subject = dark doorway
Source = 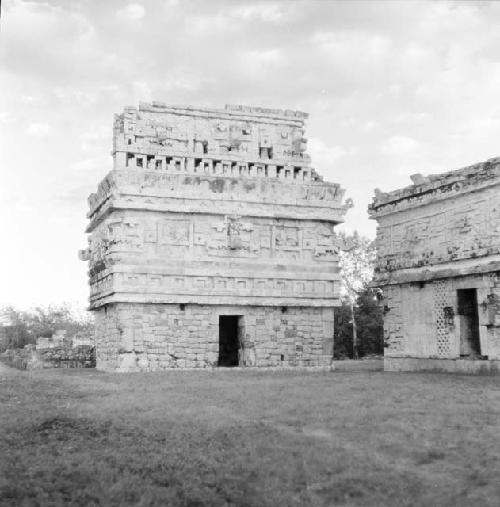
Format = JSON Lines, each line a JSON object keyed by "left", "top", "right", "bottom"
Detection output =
{"left": 218, "top": 316, "right": 240, "bottom": 366}
{"left": 457, "top": 289, "right": 481, "bottom": 357}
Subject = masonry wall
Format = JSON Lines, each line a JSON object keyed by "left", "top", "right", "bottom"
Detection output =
{"left": 383, "top": 274, "right": 500, "bottom": 361}
{"left": 369, "top": 158, "right": 500, "bottom": 372}
{"left": 94, "top": 303, "right": 334, "bottom": 371}
{"left": 1, "top": 345, "right": 95, "bottom": 370}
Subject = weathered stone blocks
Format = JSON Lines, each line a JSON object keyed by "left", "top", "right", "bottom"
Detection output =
{"left": 82, "top": 103, "right": 349, "bottom": 370}
{"left": 370, "top": 157, "right": 500, "bottom": 373}
{"left": 94, "top": 303, "right": 333, "bottom": 371}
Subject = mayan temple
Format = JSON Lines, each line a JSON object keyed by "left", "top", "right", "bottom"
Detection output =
{"left": 80, "top": 102, "right": 351, "bottom": 371}
{"left": 370, "top": 158, "right": 500, "bottom": 374}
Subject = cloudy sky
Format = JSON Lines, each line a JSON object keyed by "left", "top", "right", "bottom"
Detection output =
{"left": 2, "top": 0, "right": 500, "bottom": 310}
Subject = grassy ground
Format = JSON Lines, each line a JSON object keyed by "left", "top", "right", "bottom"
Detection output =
{"left": 0, "top": 362, "right": 499, "bottom": 507}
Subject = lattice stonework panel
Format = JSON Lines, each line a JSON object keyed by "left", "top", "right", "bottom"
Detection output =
{"left": 433, "top": 280, "right": 451, "bottom": 357}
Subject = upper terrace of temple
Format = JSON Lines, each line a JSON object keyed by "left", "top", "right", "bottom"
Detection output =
{"left": 112, "top": 102, "right": 323, "bottom": 183}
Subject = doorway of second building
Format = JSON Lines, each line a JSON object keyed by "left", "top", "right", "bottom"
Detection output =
{"left": 457, "top": 289, "right": 481, "bottom": 357}
{"left": 218, "top": 315, "right": 241, "bottom": 366}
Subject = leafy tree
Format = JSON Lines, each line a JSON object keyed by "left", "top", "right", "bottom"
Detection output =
{"left": 334, "top": 290, "right": 384, "bottom": 359}
{"left": 333, "top": 300, "right": 354, "bottom": 359}
{"left": 334, "top": 231, "right": 383, "bottom": 358}
{"left": 337, "top": 230, "right": 376, "bottom": 301}
{"left": 0, "top": 304, "right": 93, "bottom": 351}
{"left": 354, "top": 290, "right": 384, "bottom": 357}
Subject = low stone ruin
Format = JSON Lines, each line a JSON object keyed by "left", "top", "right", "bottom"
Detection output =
{"left": 1, "top": 330, "right": 95, "bottom": 370}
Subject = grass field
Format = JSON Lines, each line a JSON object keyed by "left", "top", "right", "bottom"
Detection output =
{"left": 0, "top": 362, "right": 499, "bottom": 507}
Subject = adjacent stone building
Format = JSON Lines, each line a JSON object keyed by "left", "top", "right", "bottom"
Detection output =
{"left": 369, "top": 157, "right": 500, "bottom": 373}
{"left": 80, "top": 102, "right": 350, "bottom": 371}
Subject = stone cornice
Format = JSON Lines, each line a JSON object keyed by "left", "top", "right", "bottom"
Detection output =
{"left": 86, "top": 198, "right": 348, "bottom": 233}
{"left": 137, "top": 102, "right": 308, "bottom": 123}
{"left": 89, "top": 292, "right": 340, "bottom": 310}
{"left": 93, "top": 263, "right": 341, "bottom": 282}
{"left": 369, "top": 157, "right": 500, "bottom": 217}
{"left": 86, "top": 170, "right": 349, "bottom": 232}
{"left": 372, "top": 254, "right": 500, "bottom": 286}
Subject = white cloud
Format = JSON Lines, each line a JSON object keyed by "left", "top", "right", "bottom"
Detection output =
{"left": 312, "top": 30, "right": 392, "bottom": 63}
{"left": 392, "top": 112, "right": 431, "bottom": 124}
{"left": 308, "top": 137, "right": 348, "bottom": 173}
{"left": 80, "top": 126, "right": 111, "bottom": 152}
{"left": 14, "top": 198, "right": 33, "bottom": 214}
{"left": 21, "top": 95, "right": 37, "bottom": 104}
{"left": 132, "top": 81, "right": 152, "bottom": 101}
{"left": 186, "top": 13, "right": 239, "bottom": 35}
{"left": 162, "top": 68, "right": 215, "bottom": 94}
{"left": 26, "top": 123, "right": 50, "bottom": 136}
{"left": 1, "top": 192, "right": 34, "bottom": 214}
{"left": 361, "top": 120, "right": 379, "bottom": 132}
{"left": 232, "top": 4, "right": 283, "bottom": 22}
{"left": 54, "top": 87, "right": 99, "bottom": 104}
{"left": 240, "top": 48, "right": 283, "bottom": 75}
{"left": 186, "top": 3, "right": 283, "bottom": 36}
{"left": 0, "top": 112, "right": 14, "bottom": 124}
{"left": 117, "top": 3, "right": 146, "bottom": 21}
{"left": 380, "top": 136, "right": 420, "bottom": 156}
{"left": 70, "top": 158, "right": 107, "bottom": 173}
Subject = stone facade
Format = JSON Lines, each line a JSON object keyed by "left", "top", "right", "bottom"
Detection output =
{"left": 94, "top": 304, "right": 334, "bottom": 370}
{"left": 369, "top": 157, "right": 500, "bottom": 373}
{"left": 81, "top": 102, "right": 350, "bottom": 371}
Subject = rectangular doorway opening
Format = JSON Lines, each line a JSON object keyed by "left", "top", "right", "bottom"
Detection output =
{"left": 457, "top": 289, "right": 481, "bottom": 358}
{"left": 218, "top": 316, "right": 241, "bottom": 367}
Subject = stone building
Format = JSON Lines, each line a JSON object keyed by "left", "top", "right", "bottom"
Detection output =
{"left": 369, "top": 157, "right": 500, "bottom": 373}
{"left": 80, "top": 102, "right": 351, "bottom": 371}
